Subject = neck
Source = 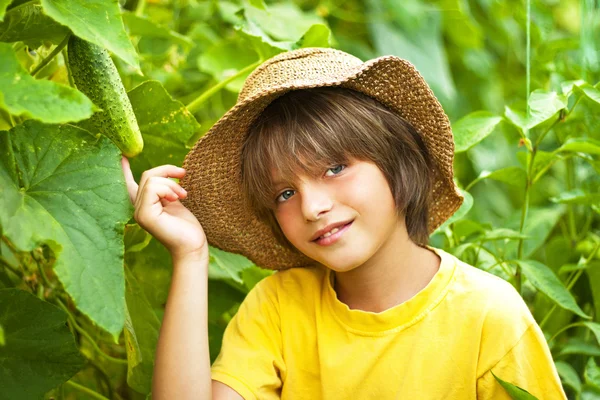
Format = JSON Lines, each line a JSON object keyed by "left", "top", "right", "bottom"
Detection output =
{"left": 331, "top": 232, "right": 441, "bottom": 314}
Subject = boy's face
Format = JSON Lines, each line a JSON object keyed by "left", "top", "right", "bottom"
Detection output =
{"left": 271, "top": 157, "right": 406, "bottom": 272}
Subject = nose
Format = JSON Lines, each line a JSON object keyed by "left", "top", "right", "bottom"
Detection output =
{"left": 300, "top": 182, "right": 333, "bottom": 221}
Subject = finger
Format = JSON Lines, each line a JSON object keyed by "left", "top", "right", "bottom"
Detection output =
{"left": 138, "top": 165, "right": 186, "bottom": 196}
{"left": 141, "top": 176, "right": 187, "bottom": 199}
{"left": 121, "top": 156, "right": 139, "bottom": 204}
{"left": 136, "top": 181, "right": 182, "bottom": 214}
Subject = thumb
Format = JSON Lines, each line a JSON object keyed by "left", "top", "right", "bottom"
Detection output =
{"left": 121, "top": 156, "right": 139, "bottom": 204}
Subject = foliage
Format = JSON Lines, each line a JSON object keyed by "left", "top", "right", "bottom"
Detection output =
{"left": 0, "top": 0, "right": 598, "bottom": 399}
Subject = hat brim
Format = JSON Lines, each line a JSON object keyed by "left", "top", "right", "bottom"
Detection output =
{"left": 181, "top": 54, "right": 464, "bottom": 270}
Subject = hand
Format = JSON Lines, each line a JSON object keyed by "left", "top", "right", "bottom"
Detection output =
{"left": 121, "top": 156, "right": 209, "bottom": 260}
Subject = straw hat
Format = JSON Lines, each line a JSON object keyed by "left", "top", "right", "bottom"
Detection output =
{"left": 180, "top": 47, "right": 464, "bottom": 271}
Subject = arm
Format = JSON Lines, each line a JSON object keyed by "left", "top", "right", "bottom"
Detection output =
{"left": 121, "top": 157, "right": 243, "bottom": 399}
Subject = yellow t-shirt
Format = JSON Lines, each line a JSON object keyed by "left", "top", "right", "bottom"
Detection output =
{"left": 210, "top": 246, "right": 567, "bottom": 399}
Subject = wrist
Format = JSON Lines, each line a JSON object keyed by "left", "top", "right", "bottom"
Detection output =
{"left": 171, "top": 248, "right": 209, "bottom": 264}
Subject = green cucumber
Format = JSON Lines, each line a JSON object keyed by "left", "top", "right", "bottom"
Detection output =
{"left": 67, "top": 35, "right": 143, "bottom": 157}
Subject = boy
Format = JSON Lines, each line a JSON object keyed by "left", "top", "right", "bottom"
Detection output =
{"left": 122, "top": 48, "right": 566, "bottom": 399}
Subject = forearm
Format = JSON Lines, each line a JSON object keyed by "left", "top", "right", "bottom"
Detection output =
{"left": 152, "top": 252, "right": 211, "bottom": 400}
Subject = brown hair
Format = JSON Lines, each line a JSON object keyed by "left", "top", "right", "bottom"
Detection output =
{"left": 240, "top": 87, "right": 434, "bottom": 251}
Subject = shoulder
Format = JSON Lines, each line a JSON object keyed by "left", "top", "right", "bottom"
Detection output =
{"left": 449, "top": 254, "right": 535, "bottom": 328}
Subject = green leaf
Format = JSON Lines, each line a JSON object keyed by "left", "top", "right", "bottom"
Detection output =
{"left": 0, "top": 323, "right": 4, "bottom": 346}
{"left": 0, "top": 288, "right": 85, "bottom": 398}
{"left": 556, "top": 361, "right": 582, "bottom": 394}
{"left": 241, "top": 266, "right": 274, "bottom": 291}
{"left": 295, "top": 23, "right": 331, "bottom": 48}
{"left": 583, "top": 322, "right": 600, "bottom": 347}
{"left": 559, "top": 337, "right": 600, "bottom": 357}
{"left": 505, "top": 90, "right": 568, "bottom": 131}
{"left": 505, "top": 206, "right": 565, "bottom": 258}
{"left": 122, "top": 12, "right": 194, "bottom": 48}
{"left": 208, "top": 279, "right": 245, "bottom": 322}
{"left": 124, "top": 223, "right": 152, "bottom": 254}
{"left": 127, "top": 80, "right": 200, "bottom": 179}
{"left": 491, "top": 370, "right": 539, "bottom": 399}
{"left": 515, "top": 259, "right": 591, "bottom": 319}
{"left": 586, "top": 358, "right": 600, "bottom": 389}
{"left": 0, "top": 43, "right": 96, "bottom": 123}
{"left": 124, "top": 237, "right": 173, "bottom": 311}
{"left": 0, "top": 0, "right": 11, "bottom": 21}
{"left": 197, "top": 37, "right": 261, "bottom": 92}
{"left": 367, "top": 0, "right": 455, "bottom": 101}
{"left": 480, "top": 228, "right": 530, "bottom": 242}
{"left": 555, "top": 138, "right": 600, "bottom": 155}
{"left": 0, "top": 3, "right": 69, "bottom": 46}
{"left": 473, "top": 167, "right": 527, "bottom": 188}
{"left": 41, "top": 0, "right": 139, "bottom": 69}
{"left": 452, "top": 111, "right": 503, "bottom": 152}
{"left": 247, "top": 0, "right": 267, "bottom": 10}
{"left": 0, "top": 121, "right": 133, "bottom": 342}
{"left": 124, "top": 266, "right": 161, "bottom": 395}
{"left": 209, "top": 246, "right": 255, "bottom": 285}
{"left": 575, "top": 83, "right": 600, "bottom": 106}
{"left": 550, "top": 189, "right": 600, "bottom": 205}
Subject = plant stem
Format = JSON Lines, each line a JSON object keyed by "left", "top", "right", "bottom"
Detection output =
{"left": 31, "top": 33, "right": 70, "bottom": 77}
{"left": 55, "top": 298, "right": 128, "bottom": 365}
{"left": 0, "top": 256, "right": 23, "bottom": 278}
{"left": 547, "top": 321, "right": 587, "bottom": 344}
{"left": 65, "top": 380, "right": 109, "bottom": 400}
{"left": 86, "top": 359, "right": 114, "bottom": 399}
{"left": 186, "top": 60, "right": 262, "bottom": 114}
{"left": 135, "top": 0, "right": 147, "bottom": 16}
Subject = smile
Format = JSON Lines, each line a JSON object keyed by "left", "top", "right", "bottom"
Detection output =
{"left": 313, "top": 221, "right": 353, "bottom": 246}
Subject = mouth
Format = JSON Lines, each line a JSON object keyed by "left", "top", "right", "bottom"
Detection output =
{"left": 311, "top": 220, "right": 354, "bottom": 245}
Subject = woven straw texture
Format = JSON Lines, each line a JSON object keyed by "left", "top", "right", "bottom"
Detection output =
{"left": 180, "top": 47, "right": 464, "bottom": 271}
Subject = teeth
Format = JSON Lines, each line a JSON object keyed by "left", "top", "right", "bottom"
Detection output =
{"left": 320, "top": 227, "right": 340, "bottom": 239}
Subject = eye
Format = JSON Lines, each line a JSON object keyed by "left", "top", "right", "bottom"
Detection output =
{"left": 325, "top": 164, "right": 346, "bottom": 177}
{"left": 276, "top": 189, "right": 295, "bottom": 203}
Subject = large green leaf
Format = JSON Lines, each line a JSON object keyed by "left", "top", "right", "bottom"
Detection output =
{"left": 0, "top": 121, "right": 133, "bottom": 342}
{"left": 127, "top": 80, "right": 200, "bottom": 180}
{"left": 41, "top": 0, "right": 139, "bottom": 69}
{"left": 0, "top": 3, "right": 69, "bottom": 46}
{"left": 0, "top": 289, "right": 85, "bottom": 399}
{"left": 452, "top": 111, "right": 503, "bottom": 153}
{"left": 124, "top": 266, "right": 160, "bottom": 395}
{"left": 516, "top": 259, "right": 590, "bottom": 319}
{"left": 0, "top": 43, "right": 96, "bottom": 123}
{"left": 491, "top": 370, "right": 539, "bottom": 399}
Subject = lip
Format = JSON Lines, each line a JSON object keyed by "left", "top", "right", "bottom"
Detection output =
{"left": 310, "top": 219, "right": 354, "bottom": 242}
{"left": 312, "top": 221, "right": 353, "bottom": 246}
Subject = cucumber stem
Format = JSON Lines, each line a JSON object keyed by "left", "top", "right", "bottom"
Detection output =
{"left": 31, "top": 33, "right": 71, "bottom": 77}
